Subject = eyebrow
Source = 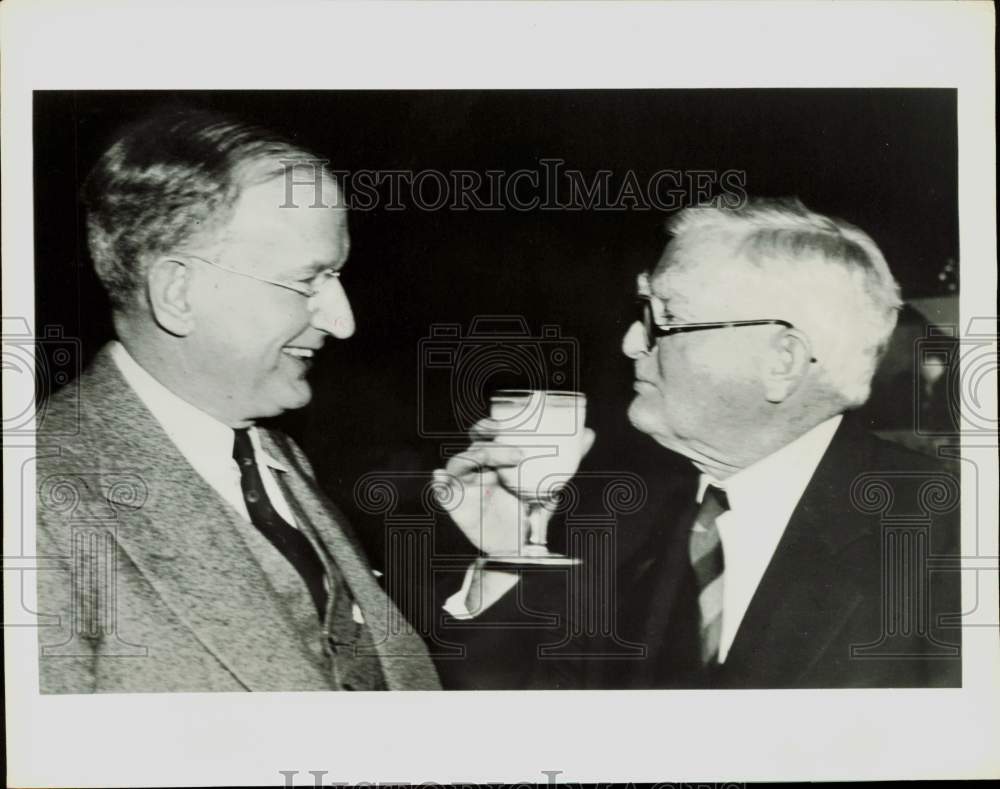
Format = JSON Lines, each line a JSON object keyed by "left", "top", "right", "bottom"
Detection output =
{"left": 285, "top": 260, "right": 343, "bottom": 278}
{"left": 647, "top": 292, "right": 681, "bottom": 322}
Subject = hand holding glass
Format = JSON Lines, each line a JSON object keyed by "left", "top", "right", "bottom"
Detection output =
{"left": 489, "top": 390, "right": 587, "bottom": 565}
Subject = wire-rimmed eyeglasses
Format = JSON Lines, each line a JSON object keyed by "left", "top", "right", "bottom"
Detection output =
{"left": 175, "top": 253, "right": 341, "bottom": 298}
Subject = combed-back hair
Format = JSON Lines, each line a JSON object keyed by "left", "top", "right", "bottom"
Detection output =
{"left": 662, "top": 198, "right": 903, "bottom": 408}
{"left": 82, "top": 107, "right": 330, "bottom": 308}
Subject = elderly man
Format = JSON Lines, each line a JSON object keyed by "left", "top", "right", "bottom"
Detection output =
{"left": 36, "top": 109, "right": 439, "bottom": 692}
{"left": 440, "top": 199, "right": 961, "bottom": 688}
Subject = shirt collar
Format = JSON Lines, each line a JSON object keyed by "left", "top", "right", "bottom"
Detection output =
{"left": 108, "top": 340, "right": 289, "bottom": 472}
{"left": 697, "top": 414, "right": 843, "bottom": 512}
{"left": 248, "top": 424, "right": 289, "bottom": 473}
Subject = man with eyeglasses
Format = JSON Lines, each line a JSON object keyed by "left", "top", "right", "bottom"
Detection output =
{"left": 438, "top": 199, "right": 961, "bottom": 688}
{"left": 35, "top": 108, "right": 439, "bottom": 692}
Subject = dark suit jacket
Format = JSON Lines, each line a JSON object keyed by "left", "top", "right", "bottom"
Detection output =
{"left": 35, "top": 345, "right": 440, "bottom": 692}
{"left": 436, "top": 417, "right": 962, "bottom": 689}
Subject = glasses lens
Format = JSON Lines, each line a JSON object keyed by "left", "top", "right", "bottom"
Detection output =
{"left": 640, "top": 299, "right": 655, "bottom": 350}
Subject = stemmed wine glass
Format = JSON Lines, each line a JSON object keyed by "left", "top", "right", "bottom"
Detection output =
{"left": 487, "top": 389, "right": 587, "bottom": 566}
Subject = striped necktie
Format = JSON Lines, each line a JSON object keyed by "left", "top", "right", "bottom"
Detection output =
{"left": 688, "top": 484, "right": 730, "bottom": 666}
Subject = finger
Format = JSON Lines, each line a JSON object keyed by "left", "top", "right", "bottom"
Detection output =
{"left": 442, "top": 443, "right": 524, "bottom": 476}
{"left": 435, "top": 464, "right": 503, "bottom": 485}
{"left": 581, "top": 427, "right": 597, "bottom": 457}
{"left": 441, "top": 446, "right": 488, "bottom": 478}
{"left": 469, "top": 417, "right": 502, "bottom": 440}
{"left": 432, "top": 466, "right": 502, "bottom": 491}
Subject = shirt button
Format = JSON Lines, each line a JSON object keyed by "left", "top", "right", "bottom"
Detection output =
{"left": 246, "top": 490, "right": 260, "bottom": 503}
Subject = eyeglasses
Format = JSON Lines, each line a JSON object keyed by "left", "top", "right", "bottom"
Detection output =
{"left": 637, "top": 294, "right": 818, "bottom": 362}
{"left": 176, "top": 253, "right": 341, "bottom": 298}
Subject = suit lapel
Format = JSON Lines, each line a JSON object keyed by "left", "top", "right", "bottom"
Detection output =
{"left": 260, "top": 430, "right": 441, "bottom": 690}
{"left": 718, "top": 420, "right": 873, "bottom": 687}
{"left": 614, "top": 475, "right": 703, "bottom": 687}
{"left": 79, "top": 349, "right": 331, "bottom": 690}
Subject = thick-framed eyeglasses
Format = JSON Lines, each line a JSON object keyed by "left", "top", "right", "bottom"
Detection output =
{"left": 637, "top": 295, "right": 818, "bottom": 362}
{"left": 175, "top": 253, "right": 341, "bottom": 298}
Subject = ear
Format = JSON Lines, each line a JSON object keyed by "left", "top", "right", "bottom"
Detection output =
{"left": 146, "top": 257, "right": 196, "bottom": 337}
{"left": 761, "top": 328, "right": 813, "bottom": 403}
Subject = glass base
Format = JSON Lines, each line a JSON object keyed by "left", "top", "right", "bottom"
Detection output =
{"left": 484, "top": 544, "right": 582, "bottom": 567}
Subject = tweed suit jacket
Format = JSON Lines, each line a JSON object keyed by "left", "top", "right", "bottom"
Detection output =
{"left": 35, "top": 344, "right": 440, "bottom": 693}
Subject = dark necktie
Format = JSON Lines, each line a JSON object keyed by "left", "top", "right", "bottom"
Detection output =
{"left": 232, "top": 428, "right": 328, "bottom": 621}
{"left": 688, "top": 484, "right": 730, "bottom": 666}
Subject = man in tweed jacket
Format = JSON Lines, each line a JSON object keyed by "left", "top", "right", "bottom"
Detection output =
{"left": 36, "top": 108, "right": 439, "bottom": 692}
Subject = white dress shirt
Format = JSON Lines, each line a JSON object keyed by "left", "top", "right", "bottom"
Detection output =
{"left": 109, "top": 341, "right": 296, "bottom": 525}
{"left": 110, "top": 342, "right": 376, "bottom": 626}
{"left": 697, "top": 414, "right": 842, "bottom": 662}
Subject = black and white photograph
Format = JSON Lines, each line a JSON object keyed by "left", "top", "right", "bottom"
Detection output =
{"left": 3, "top": 2, "right": 997, "bottom": 786}
{"left": 29, "top": 87, "right": 965, "bottom": 694}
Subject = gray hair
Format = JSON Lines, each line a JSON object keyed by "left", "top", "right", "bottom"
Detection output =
{"left": 82, "top": 107, "right": 334, "bottom": 309}
{"left": 661, "top": 197, "right": 902, "bottom": 408}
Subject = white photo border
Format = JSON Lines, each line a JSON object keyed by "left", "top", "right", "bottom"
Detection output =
{"left": 3, "top": 1, "right": 997, "bottom": 785}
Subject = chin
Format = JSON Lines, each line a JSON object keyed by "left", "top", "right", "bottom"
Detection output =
{"left": 256, "top": 382, "right": 313, "bottom": 418}
{"left": 626, "top": 396, "right": 656, "bottom": 436}
{"left": 281, "top": 384, "right": 313, "bottom": 412}
{"left": 627, "top": 397, "right": 681, "bottom": 449}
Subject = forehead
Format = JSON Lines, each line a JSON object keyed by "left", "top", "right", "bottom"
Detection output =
{"left": 212, "top": 174, "right": 348, "bottom": 269}
{"left": 647, "top": 236, "right": 721, "bottom": 295}
{"left": 648, "top": 235, "right": 763, "bottom": 318}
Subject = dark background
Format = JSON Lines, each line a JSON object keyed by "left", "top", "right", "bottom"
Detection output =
{"left": 33, "top": 89, "right": 959, "bottom": 561}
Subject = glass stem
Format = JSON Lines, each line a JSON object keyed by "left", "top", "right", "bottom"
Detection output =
{"left": 527, "top": 504, "right": 550, "bottom": 547}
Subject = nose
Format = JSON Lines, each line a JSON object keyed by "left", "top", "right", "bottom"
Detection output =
{"left": 622, "top": 320, "right": 649, "bottom": 359}
{"left": 308, "top": 276, "right": 355, "bottom": 339}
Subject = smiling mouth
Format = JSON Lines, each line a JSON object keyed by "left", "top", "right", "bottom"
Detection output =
{"left": 282, "top": 347, "right": 316, "bottom": 359}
